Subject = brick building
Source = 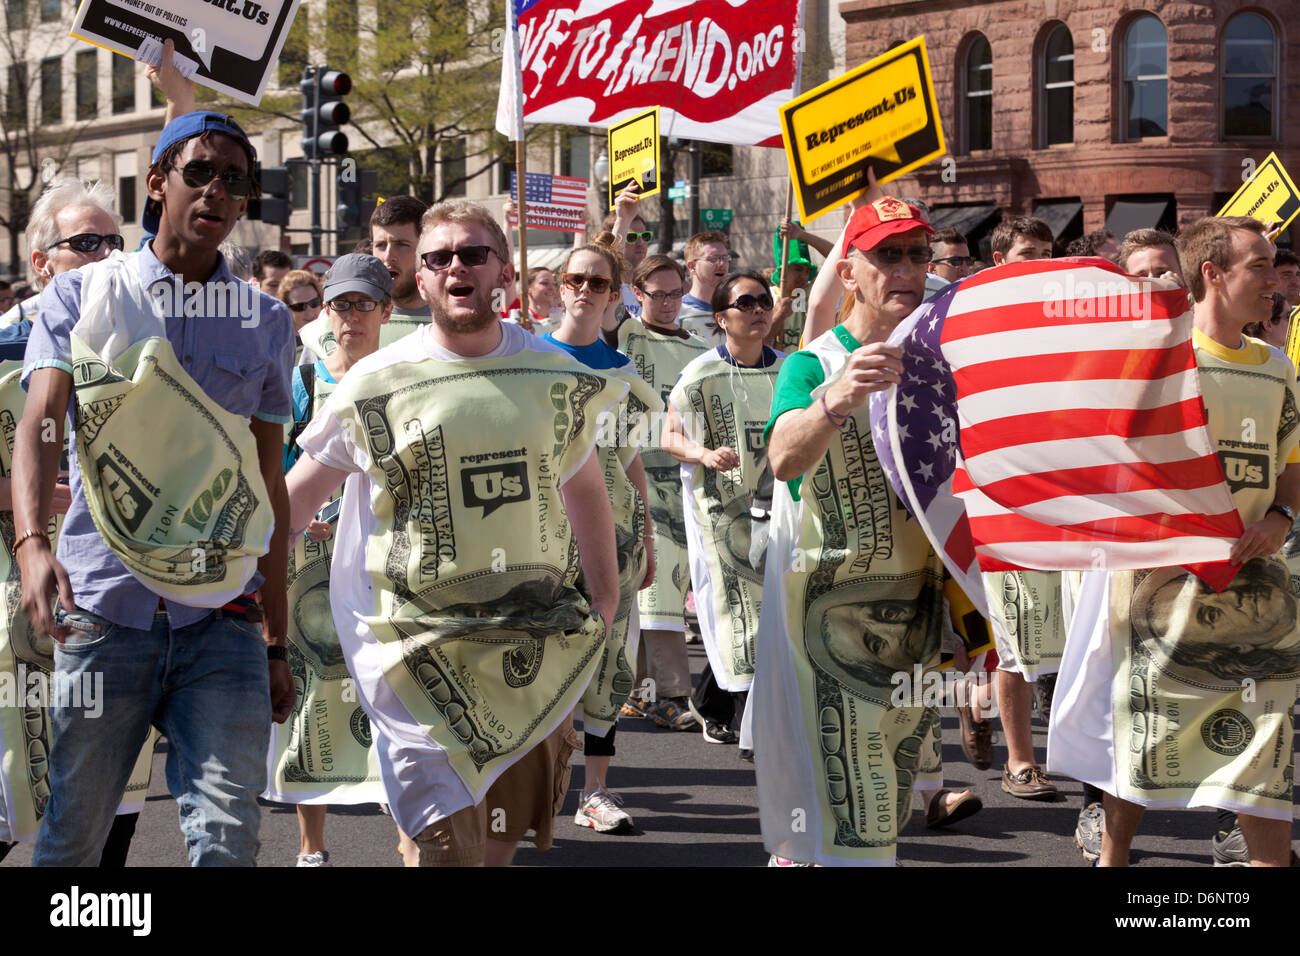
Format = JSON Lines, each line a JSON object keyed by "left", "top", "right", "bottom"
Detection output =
{"left": 840, "top": 0, "right": 1298, "bottom": 257}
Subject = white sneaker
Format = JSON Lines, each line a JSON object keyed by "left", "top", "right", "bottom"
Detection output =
{"left": 573, "top": 786, "right": 634, "bottom": 834}
{"left": 296, "top": 850, "right": 332, "bottom": 867}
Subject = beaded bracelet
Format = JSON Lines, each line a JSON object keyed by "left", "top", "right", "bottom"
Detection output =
{"left": 10, "top": 528, "right": 50, "bottom": 557}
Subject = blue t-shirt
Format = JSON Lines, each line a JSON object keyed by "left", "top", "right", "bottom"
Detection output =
{"left": 541, "top": 331, "right": 632, "bottom": 370}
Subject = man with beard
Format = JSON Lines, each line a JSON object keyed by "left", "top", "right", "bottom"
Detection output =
{"left": 754, "top": 197, "right": 980, "bottom": 866}
{"left": 284, "top": 200, "right": 622, "bottom": 866}
{"left": 1052, "top": 216, "right": 1300, "bottom": 867}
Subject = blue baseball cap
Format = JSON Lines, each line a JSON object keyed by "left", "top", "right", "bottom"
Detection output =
{"left": 142, "top": 111, "right": 257, "bottom": 236}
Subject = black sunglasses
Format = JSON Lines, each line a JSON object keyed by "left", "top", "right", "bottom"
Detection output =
{"left": 287, "top": 297, "right": 321, "bottom": 312}
{"left": 46, "top": 232, "right": 125, "bottom": 253}
{"left": 170, "top": 160, "right": 255, "bottom": 201}
{"left": 726, "top": 293, "right": 774, "bottom": 312}
{"left": 420, "top": 246, "right": 496, "bottom": 270}
{"left": 932, "top": 255, "right": 973, "bottom": 267}
{"left": 870, "top": 246, "right": 934, "bottom": 265}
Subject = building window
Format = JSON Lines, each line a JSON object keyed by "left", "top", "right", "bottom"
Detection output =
{"left": 442, "top": 138, "right": 466, "bottom": 198}
{"left": 326, "top": 0, "right": 357, "bottom": 68}
{"left": 701, "top": 143, "right": 733, "bottom": 178}
{"left": 6, "top": 63, "right": 28, "bottom": 127}
{"left": 111, "top": 53, "right": 134, "bottom": 114}
{"left": 1121, "top": 15, "right": 1167, "bottom": 139}
{"left": 560, "top": 131, "right": 589, "bottom": 181}
{"left": 962, "top": 34, "right": 993, "bottom": 153}
{"left": 1222, "top": 12, "right": 1276, "bottom": 139}
{"left": 75, "top": 50, "right": 97, "bottom": 121}
{"left": 1040, "top": 24, "right": 1074, "bottom": 146}
{"left": 40, "top": 0, "right": 57, "bottom": 21}
{"left": 119, "top": 175, "right": 137, "bottom": 224}
{"left": 6, "top": 0, "right": 25, "bottom": 31}
{"left": 40, "top": 57, "right": 61, "bottom": 126}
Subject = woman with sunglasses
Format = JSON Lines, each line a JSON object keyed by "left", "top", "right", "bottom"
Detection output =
{"left": 272, "top": 254, "right": 393, "bottom": 866}
{"left": 542, "top": 244, "right": 658, "bottom": 835}
{"left": 661, "top": 272, "right": 785, "bottom": 757}
{"left": 277, "top": 269, "right": 325, "bottom": 336}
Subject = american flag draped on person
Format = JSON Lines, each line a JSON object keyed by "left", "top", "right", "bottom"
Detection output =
{"left": 867, "top": 256, "right": 1247, "bottom": 603}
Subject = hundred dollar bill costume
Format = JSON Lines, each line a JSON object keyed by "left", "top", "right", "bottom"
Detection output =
{"left": 670, "top": 343, "right": 785, "bottom": 691}
{"left": 294, "top": 322, "right": 627, "bottom": 838}
{"left": 983, "top": 570, "right": 1066, "bottom": 681}
{"left": 1051, "top": 329, "right": 1300, "bottom": 820}
{"left": 754, "top": 325, "right": 945, "bottom": 866}
{"left": 267, "top": 358, "right": 383, "bottom": 804}
{"left": 618, "top": 319, "right": 710, "bottom": 633}
{"left": 0, "top": 346, "right": 152, "bottom": 846}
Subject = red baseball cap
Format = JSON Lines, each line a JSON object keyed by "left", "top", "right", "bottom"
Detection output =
{"left": 842, "top": 197, "right": 934, "bottom": 256}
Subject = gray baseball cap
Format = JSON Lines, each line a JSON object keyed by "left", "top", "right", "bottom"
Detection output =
{"left": 322, "top": 253, "right": 393, "bottom": 302}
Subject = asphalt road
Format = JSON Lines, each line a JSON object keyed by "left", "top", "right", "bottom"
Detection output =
{"left": 3, "top": 642, "right": 1296, "bottom": 868}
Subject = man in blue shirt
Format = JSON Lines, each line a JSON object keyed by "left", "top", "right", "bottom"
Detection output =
{"left": 12, "top": 112, "right": 295, "bottom": 866}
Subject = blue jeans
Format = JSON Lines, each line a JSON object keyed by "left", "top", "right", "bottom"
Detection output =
{"left": 31, "top": 607, "right": 270, "bottom": 867}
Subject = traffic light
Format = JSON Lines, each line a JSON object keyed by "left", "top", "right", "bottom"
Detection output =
{"left": 300, "top": 66, "right": 351, "bottom": 159}
{"left": 247, "top": 165, "right": 291, "bottom": 226}
{"left": 337, "top": 168, "right": 379, "bottom": 230}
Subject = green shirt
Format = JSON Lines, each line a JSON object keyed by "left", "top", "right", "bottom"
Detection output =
{"left": 764, "top": 325, "right": 862, "bottom": 500}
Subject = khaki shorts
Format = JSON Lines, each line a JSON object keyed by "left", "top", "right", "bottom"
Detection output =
{"left": 400, "top": 801, "right": 488, "bottom": 868}
{"left": 484, "top": 722, "right": 580, "bottom": 851}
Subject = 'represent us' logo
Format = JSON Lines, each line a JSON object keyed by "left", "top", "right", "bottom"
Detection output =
{"left": 461, "top": 463, "right": 531, "bottom": 517}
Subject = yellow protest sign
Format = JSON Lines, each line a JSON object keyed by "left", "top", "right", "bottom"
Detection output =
{"left": 607, "top": 107, "right": 660, "bottom": 208}
{"left": 779, "top": 36, "right": 945, "bottom": 224}
{"left": 1283, "top": 305, "right": 1300, "bottom": 374}
{"left": 1217, "top": 153, "right": 1300, "bottom": 234}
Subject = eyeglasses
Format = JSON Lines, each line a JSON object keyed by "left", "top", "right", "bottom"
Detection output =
{"left": 562, "top": 273, "right": 612, "bottom": 294}
{"left": 726, "top": 293, "right": 774, "bottom": 312}
{"left": 866, "top": 246, "right": 934, "bottom": 265}
{"left": 46, "top": 232, "right": 125, "bottom": 253}
{"left": 696, "top": 254, "right": 730, "bottom": 265}
{"left": 639, "top": 289, "right": 682, "bottom": 303}
{"left": 327, "top": 298, "right": 381, "bottom": 313}
{"left": 626, "top": 230, "right": 653, "bottom": 243}
{"left": 169, "top": 160, "right": 255, "bottom": 201}
{"left": 287, "top": 297, "right": 321, "bottom": 312}
{"left": 420, "top": 246, "right": 496, "bottom": 271}
{"left": 931, "top": 255, "right": 973, "bottom": 267}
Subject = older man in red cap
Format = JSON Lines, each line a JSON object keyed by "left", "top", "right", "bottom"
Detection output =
{"left": 752, "top": 197, "right": 981, "bottom": 867}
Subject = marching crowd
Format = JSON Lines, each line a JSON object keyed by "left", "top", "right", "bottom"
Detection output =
{"left": 0, "top": 50, "right": 1297, "bottom": 869}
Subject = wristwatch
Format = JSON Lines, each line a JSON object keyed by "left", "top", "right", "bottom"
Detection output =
{"left": 1267, "top": 502, "right": 1296, "bottom": 524}
{"left": 267, "top": 644, "right": 288, "bottom": 661}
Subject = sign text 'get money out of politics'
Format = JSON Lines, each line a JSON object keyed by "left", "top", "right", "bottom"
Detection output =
{"left": 779, "top": 36, "right": 946, "bottom": 224}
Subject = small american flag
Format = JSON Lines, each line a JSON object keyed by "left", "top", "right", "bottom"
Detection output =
{"left": 869, "top": 258, "right": 1244, "bottom": 598}
{"left": 508, "top": 171, "right": 589, "bottom": 233}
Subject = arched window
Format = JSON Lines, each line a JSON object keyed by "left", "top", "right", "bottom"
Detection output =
{"left": 962, "top": 34, "right": 992, "bottom": 152}
{"left": 1120, "top": 15, "right": 1168, "bottom": 139}
{"left": 1041, "top": 23, "right": 1074, "bottom": 146}
{"left": 1223, "top": 12, "right": 1276, "bottom": 138}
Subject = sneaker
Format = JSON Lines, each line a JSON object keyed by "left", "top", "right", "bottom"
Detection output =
{"left": 738, "top": 748, "right": 754, "bottom": 762}
{"left": 1211, "top": 825, "right": 1250, "bottom": 867}
{"left": 702, "top": 720, "right": 738, "bottom": 744}
{"left": 296, "top": 850, "right": 332, "bottom": 867}
{"left": 1000, "top": 764, "right": 1059, "bottom": 801}
{"left": 767, "top": 853, "right": 811, "bottom": 867}
{"left": 650, "top": 697, "right": 698, "bottom": 730}
{"left": 620, "top": 695, "right": 653, "bottom": 719}
{"left": 1033, "top": 673, "right": 1057, "bottom": 724}
{"left": 1075, "top": 802, "right": 1103, "bottom": 862}
{"left": 574, "top": 786, "right": 634, "bottom": 834}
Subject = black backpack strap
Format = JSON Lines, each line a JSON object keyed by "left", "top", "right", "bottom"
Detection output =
{"left": 287, "top": 361, "right": 316, "bottom": 451}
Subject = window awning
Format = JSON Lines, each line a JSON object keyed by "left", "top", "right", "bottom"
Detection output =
{"left": 1033, "top": 200, "right": 1083, "bottom": 239}
{"left": 1105, "top": 199, "right": 1172, "bottom": 239}
{"left": 928, "top": 204, "right": 1000, "bottom": 240}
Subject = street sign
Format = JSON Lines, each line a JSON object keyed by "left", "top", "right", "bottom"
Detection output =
{"left": 667, "top": 186, "right": 686, "bottom": 200}
{"left": 702, "top": 208, "right": 734, "bottom": 226}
